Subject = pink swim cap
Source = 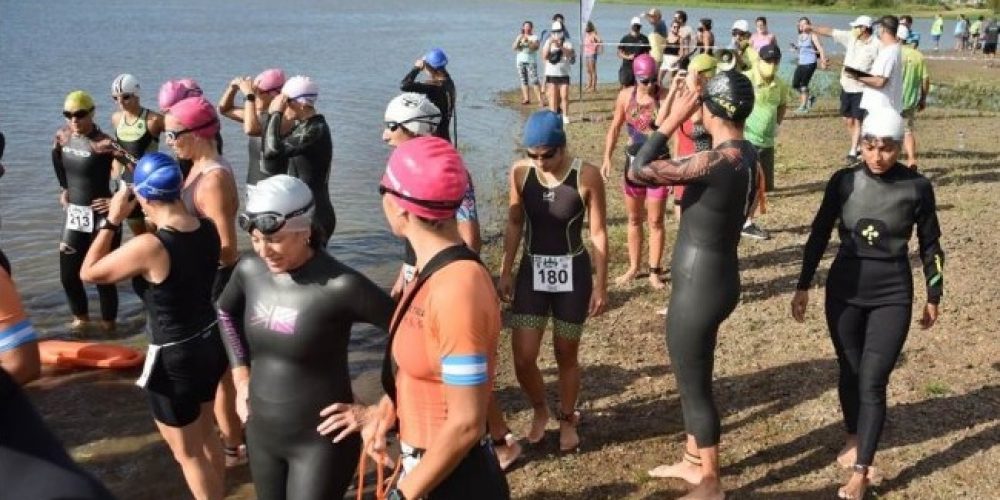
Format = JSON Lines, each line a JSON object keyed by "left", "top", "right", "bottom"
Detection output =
{"left": 158, "top": 79, "right": 203, "bottom": 111}
{"left": 381, "top": 137, "right": 468, "bottom": 220}
{"left": 254, "top": 69, "right": 286, "bottom": 93}
{"left": 167, "top": 96, "right": 220, "bottom": 139}
{"left": 633, "top": 53, "right": 657, "bottom": 78}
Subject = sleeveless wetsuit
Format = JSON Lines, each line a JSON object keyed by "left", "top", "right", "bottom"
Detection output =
{"left": 263, "top": 113, "right": 336, "bottom": 245}
{"left": 401, "top": 69, "right": 457, "bottom": 144}
{"left": 181, "top": 157, "right": 237, "bottom": 301}
{"left": 510, "top": 159, "right": 592, "bottom": 340}
{"left": 133, "top": 221, "right": 227, "bottom": 427}
{"left": 623, "top": 88, "right": 668, "bottom": 200}
{"left": 115, "top": 108, "right": 159, "bottom": 221}
{"left": 797, "top": 163, "right": 944, "bottom": 467}
{"left": 673, "top": 120, "right": 713, "bottom": 201}
{"left": 247, "top": 111, "right": 286, "bottom": 190}
{"left": 630, "top": 133, "right": 759, "bottom": 447}
{"left": 217, "top": 251, "right": 394, "bottom": 500}
{"left": 52, "top": 126, "right": 120, "bottom": 322}
{"left": 0, "top": 369, "right": 115, "bottom": 500}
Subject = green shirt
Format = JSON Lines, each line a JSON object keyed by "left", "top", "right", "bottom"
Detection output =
{"left": 931, "top": 18, "right": 944, "bottom": 36}
{"left": 901, "top": 46, "right": 928, "bottom": 112}
{"left": 742, "top": 68, "right": 789, "bottom": 148}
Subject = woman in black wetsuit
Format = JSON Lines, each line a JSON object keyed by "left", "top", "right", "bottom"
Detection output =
{"left": 791, "top": 108, "right": 944, "bottom": 500}
{"left": 52, "top": 91, "right": 121, "bottom": 333}
{"left": 401, "top": 48, "right": 457, "bottom": 144}
{"left": 262, "top": 76, "right": 337, "bottom": 246}
{"left": 81, "top": 152, "right": 228, "bottom": 500}
{"left": 217, "top": 175, "right": 394, "bottom": 500}
{"left": 627, "top": 71, "right": 759, "bottom": 500}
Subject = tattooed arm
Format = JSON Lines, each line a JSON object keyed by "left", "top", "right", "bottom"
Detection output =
{"left": 628, "top": 131, "right": 730, "bottom": 186}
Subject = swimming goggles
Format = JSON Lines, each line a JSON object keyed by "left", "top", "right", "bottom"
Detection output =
{"left": 384, "top": 114, "right": 442, "bottom": 132}
{"left": 238, "top": 200, "right": 314, "bottom": 235}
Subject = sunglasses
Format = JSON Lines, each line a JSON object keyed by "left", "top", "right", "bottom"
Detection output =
{"left": 165, "top": 119, "right": 218, "bottom": 141}
{"left": 524, "top": 148, "right": 558, "bottom": 160}
{"left": 63, "top": 108, "right": 93, "bottom": 120}
{"left": 637, "top": 77, "right": 656, "bottom": 85}
{"left": 238, "top": 200, "right": 314, "bottom": 235}
{"left": 384, "top": 114, "right": 441, "bottom": 132}
{"left": 114, "top": 94, "right": 134, "bottom": 102}
{"left": 378, "top": 184, "right": 462, "bottom": 211}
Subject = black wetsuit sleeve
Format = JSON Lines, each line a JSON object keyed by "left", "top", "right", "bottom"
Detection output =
{"left": 262, "top": 114, "right": 322, "bottom": 161}
{"left": 915, "top": 180, "right": 945, "bottom": 304}
{"left": 400, "top": 67, "right": 436, "bottom": 94}
{"left": 52, "top": 144, "right": 68, "bottom": 190}
{"left": 628, "top": 131, "right": 726, "bottom": 186}
{"left": 0, "top": 131, "right": 5, "bottom": 159}
{"left": 346, "top": 272, "right": 395, "bottom": 332}
{"left": 797, "top": 171, "right": 843, "bottom": 290}
{"left": 216, "top": 265, "right": 250, "bottom": 368}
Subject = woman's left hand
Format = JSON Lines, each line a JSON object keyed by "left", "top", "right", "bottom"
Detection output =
{"left": 105, "top": 186, "right": 135, "bottom": 222}
{"left": 268, "top": 94, "right": 288, "bottom": 114}
{"left": 820, "top": 58, "right": 829, "bottom": 70}
{"left": 317, "top": 402, "right": 371, "bottom": 443}
{"left": 588, "top": 288, "right": 607, "bottom": 317}
{"left": 919, "top": 302, "right": 939, "bottom": 329}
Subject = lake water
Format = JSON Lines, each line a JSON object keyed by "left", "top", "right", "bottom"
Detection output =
{"left": 0, "top": 0, "right": 926, "bottom": 370}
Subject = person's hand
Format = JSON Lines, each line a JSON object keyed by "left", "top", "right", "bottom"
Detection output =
{"left": 92, "top": 197, "right": 113, "bottom": 217}
{"left": 791, "top": 289, "right": 809, "bottom": 323}
{"left": 820, "top": 57, "right": 829, "bottom": 70}
{"left": 235, "top": 381, "right": 250, "bottom": 423}
{"left": 317, "top": 402, "right": 371, "bottom": 443}
{"left": 919, "top": 302, "right": 939, "bottom": 329}
{"left": 588, "top": 287, "right": 608, "bottom": 317}
{"left": 497, "top": 272, "right": 514, "bottom": 303}
{"left": 662, "top": 81, "right": 701, "bottom": 131}
{"left": 268, "top": 94, "right": 288, "bottom": 114}
{"left": 414, "top": 58, "right": 426, "bottom": 70}
{"left": 105, "top": 186, "right": 134, "bottom": 221}
{"left": 600, "top": 158, "right": 613, "bottom": 181}
{"left": 229, "top": 77, "right": 242, "bottom": 90}
{"left": 59, "top": 189, "right": 68, "bottom": 209}
{"left": 918, "top": 97, "right": 927, "bottom": 112}
{"left": 237, "top": 77, "right": 255, "bottom": 96}
{"left": 361, "top": 407, "right": 395, "bottom": 469}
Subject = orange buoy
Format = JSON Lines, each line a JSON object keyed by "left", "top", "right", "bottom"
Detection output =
{"left": 38, "top": 340, "right": 145, "bottom": 369}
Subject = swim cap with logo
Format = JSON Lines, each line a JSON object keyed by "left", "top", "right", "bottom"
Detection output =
{"left": 382, "top": 137, "right": 468, "bottom": 220}
{"left": 245, "top": 174, "right": 315, "bottom": 232}
{"left": 111, "top": 74, "right": 140, "bottom": 96}
{"left": 701, "top": 71, "right": 755, "bottom": 123}
{"left": 134, "top": 152, "right": 183, "bottom": 202}
{"left": 167, "top": 97, "right": 220, "bottom": 139}
{"left": 522, "top": 110, "right": 566, "bottom": 148}
{"left": 64, "top": 91, "right": 95, "bottom": 112}
{"left": 385, "top": 93, "right": 442, "bottom": 136}
{"left": 282, "top": 76, "right": 319, "bottom": 106}
{"left": 254, "top": 69, "right": 287, "bottom": 93}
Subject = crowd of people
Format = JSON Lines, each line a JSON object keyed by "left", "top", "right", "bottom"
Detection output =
{"left": 0, "top": 6, "right": 957, "bottom": 500}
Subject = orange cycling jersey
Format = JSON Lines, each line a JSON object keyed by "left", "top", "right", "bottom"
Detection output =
{"left": 391, "top": 260, "right": 501, "bottom": 449}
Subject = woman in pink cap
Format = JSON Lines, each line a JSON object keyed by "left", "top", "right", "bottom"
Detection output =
{"left": 600, "top": 53, "right": 669, "bottom": 290}
{"left": 159, "top": 79, "right": 223, "bottom": 180}
{"left": 218, "top": 69, "right": 293, "bottom": 193}
{"left": 165, "top": 95, "right": 246, "bottom": 469}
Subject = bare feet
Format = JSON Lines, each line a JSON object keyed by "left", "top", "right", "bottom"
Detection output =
{"left": 648, "top": 269, "right": 666, "bottom": 290}
{"left": 648, "top": 459, "right": 704, "bottom": 485}
{"left": 526, "top": 408, "right": 550, "bottom": 444}
{"left": 837, "top": 471, "right": 869, "bottom": 499}
{"left": 98, "top": 320, "right": 116, "bottom": 333}
{"left": 837, "top": 437, "right": 858, "bottom": 468}
{"left": 558, "top": 410, "right": 581, "bottom": 452}
{"left": 493, "top": 433, "right": 523, "bottom": 471}
{"left": 680, "top": 475, "right": 724, "bottom": 500}
{"left": 614, "top": 267, "right": 639, "bottom": 287}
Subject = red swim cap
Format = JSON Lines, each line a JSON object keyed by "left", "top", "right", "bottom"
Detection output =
{"left": 381, "top": 137, "right": 468, "bottom": 220}
{"left": 167, "top": 96, "right": 220, "bottom": 139}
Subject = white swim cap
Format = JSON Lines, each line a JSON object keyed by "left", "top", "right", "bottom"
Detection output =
{"left": 245, "top": 175, "right": 314, "bottom": 231}
{"left": 282, "top": 76, "right": 319, "bottom": 106}
{"left": 862, "top": 107, "right": 904, "bottom": 141}
{"left": 384, "top": 93, "right": 441, "bottom": 136}
{"left": 111, "top": 74, "right": 140, "bottom": 96}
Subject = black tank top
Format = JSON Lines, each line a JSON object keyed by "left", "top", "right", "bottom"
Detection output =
{"left": 521, "top": 158, "right": 586, "bottom": 256}
{"left": 136, "top": 220, "right": 221, "bottom": 344}
{"left": 53, "top": 126, "right": 115, "bottom": 205}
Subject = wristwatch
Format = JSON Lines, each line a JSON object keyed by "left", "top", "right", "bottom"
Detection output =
{"left": 245, "top": 94, "right": 256, "bottom": 102}
{"left": 387, "top": 488, "right": 407, "bottom": 500}
{"left": 99, "top": 219, "right": 121, "bottom": 232}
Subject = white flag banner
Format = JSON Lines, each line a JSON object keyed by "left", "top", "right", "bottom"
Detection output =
{"left": 582, "top": 0, "right": 596, "bottom": 27}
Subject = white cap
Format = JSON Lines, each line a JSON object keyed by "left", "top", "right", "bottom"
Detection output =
{"left": 897, "top": 25, "right": 910, "bottom": 41}
{"left": 384, "top": 92, "right": 441, "bottom": 136}
{"left": 850, "top": 15, "right": 873, "bottom": 28}
{"left": 862, "top": 107, "right": 904, "bottom": 141}
{"left": 111, "top": 74, "right": 140, "bottom": 96}
{"left": 281, "top": 75, "right": 318, "bottom": 106}
{"left": 631, "top": 16, "right": 642, "bottom": 26}
{"left": 246, "top": 175, "right": 315, "bottom": 231}
{"left": 551, "top": 21, "right": 564, "bottom": 31}
{"left": 732, "top": 19, "right": 750, "bottom": 33}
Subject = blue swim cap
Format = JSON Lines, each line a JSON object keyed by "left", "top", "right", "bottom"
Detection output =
{"left": 522, "top": 110, "right": 566, "bottom": 148}
{"left": 133, "top": 152, "right": 183, "bottom": 202}
{"left": 424, "top": 48, "right": 448, "bottom": 69}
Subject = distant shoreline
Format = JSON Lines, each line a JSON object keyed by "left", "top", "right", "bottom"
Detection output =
{"left": 539, "top": 0, "right": 995, "bottom": 19}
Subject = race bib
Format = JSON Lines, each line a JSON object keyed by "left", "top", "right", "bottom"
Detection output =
{"left": 532, "top": 254, "right": 573, "bottom": 293}
{"left": 65, "top": 204, "right": 94, "bottom": 233}
{"left": 135, "top": 344, "right": 161, "bottom": 389}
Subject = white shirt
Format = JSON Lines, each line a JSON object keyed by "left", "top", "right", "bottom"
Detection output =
{"left": 832, "top": 29, "right": 879, "bottom": 94}
{"left": 544, "top": 40, "right": 574, "bottom": 77}
{"left": 860, "top": 41, "right": 902, "bottom": 112}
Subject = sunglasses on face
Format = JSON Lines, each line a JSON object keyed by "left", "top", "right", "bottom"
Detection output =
{"left": 63, "top": 109, "right": 92, "bottom": 120}
{"left": 165, "top": 119, "right": 218, "bottom": 141}
{"left": 524, "top": 148, "right": 558, "bottom": 160}
{"left": 238, "top": 200, "right": 314, "bottom": 235}
{"left": 378, "top": 185, "right": 462, "bottom": 211}
{"left": 637, "top": 77, "right": 655, "bottom": 85}
{"left": 114, "top": 94, "right": 134, "bottom": 102}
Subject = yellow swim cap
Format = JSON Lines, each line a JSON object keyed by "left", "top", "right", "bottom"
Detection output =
{"left": 64, "top": 91, "right": 95, "bottom": 112}
{"left": 689, "top": 54, "right": 717, "bottom": 76}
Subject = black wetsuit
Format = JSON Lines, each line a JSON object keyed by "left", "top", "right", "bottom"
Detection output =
{"left": 133, "top": 221, "right": 227, "bottom": 427}
{"left": 52, "top": 126, "right": 120, "bottom": 322}
{"left": 247, "top": 111, "right": 286, "bottom": 188}
{"left": 630, "top": 133, "right": 759, "bottom": 447}
{"left": 0, "top": 369, "right": 116, "bottom": 500}
{"left": 401, "top": 67, "right": 456, "bottom": 143}
{"left": 510, "top": 159, "right": 592, "bottom": 339}
{"left": 217, "top": 251, "right": 394, "bottom": 500}
{"left": 262, "top": 113, "right": 336, "bottom": 245}
{"left": 797, "top": 163, "right": 945, "bottom": 467}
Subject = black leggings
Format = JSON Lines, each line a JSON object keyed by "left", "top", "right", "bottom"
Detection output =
{"left": 825, "top": 298, "right": 912, "bottom": 466}
{"left": 60, "top": 226, "right": 120, "bottom": 321}
{"left": 421, "top": 441, "right": 511, "bottom": 499}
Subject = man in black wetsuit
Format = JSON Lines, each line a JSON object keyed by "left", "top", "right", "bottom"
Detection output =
{"left": 627, "top": 71, "right": 759, "bottom": 500}
{"left": 791, "top": 107, "right": 944, "bottom": 500}
{"left": 401, "top": 48, "right": 457, "bottom": 144}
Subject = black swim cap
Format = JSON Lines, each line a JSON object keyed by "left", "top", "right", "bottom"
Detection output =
{"left": 701, "top": 71, "right": 755, "bottom": 123}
